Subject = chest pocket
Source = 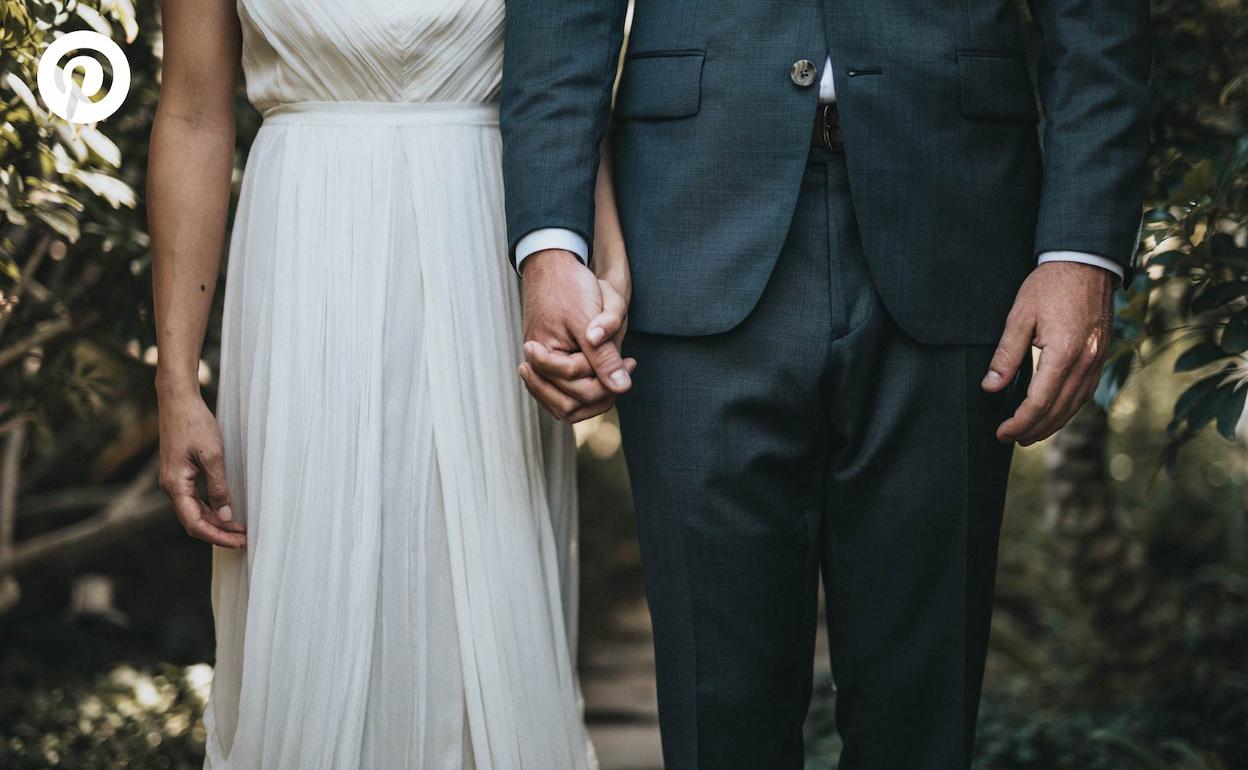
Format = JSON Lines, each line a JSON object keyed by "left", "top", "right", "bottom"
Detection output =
{"left": 956, "top": 50, "right": 1040, "bottom": 123}
{"left": 614, "top": 51, "right": 706, "bottom": 120}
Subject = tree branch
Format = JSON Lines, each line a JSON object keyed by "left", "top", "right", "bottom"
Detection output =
{"left": 0, "top": 458, "right": 171, "bottom": 578}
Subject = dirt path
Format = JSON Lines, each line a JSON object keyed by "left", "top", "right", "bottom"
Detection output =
{"left": 582, "top": 599, "right": 664, "bottom": 770}
{"left": 581, "top": 597, "right": 832, "bottom": 770}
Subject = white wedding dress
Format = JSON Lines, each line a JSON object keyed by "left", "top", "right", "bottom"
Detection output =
{"left": 204, "top": 1, "right": 595, "bottom": 768}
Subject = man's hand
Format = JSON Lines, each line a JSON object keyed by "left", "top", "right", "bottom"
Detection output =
{"left": 983, "top": 261, "right": 1114, "bottom": 446}
{"left": 518, "top": 248, "right": 635, "bottom": 422}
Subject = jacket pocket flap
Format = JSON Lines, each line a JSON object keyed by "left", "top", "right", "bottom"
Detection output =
{"left": 615, "top": 51, "right": 705, "bottom": 120}
{"left": 956, "top": 51, "right": 1039, "bottom": 123}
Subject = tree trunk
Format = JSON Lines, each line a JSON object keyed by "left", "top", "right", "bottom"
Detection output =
{"left": 1046, "top": 404, "right": 1172, "bottom": 669}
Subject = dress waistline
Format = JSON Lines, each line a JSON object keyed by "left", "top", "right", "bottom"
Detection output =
{"left": 261, "top": 100, "right": 499, "bottom": 126}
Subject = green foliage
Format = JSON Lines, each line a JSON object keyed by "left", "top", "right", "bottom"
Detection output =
{"left": 1104, "top": 0, "right": 1248, "bottom": 454}
{"left": 0, "top": 0, "right": 160, "bottom": 483}
{"left": 967, "top": 679, "right": 1248, "bottom": 770}
{"left": 803, "top": 677, "right": 1248, "bottom": 770}
{"left": 0, "top": 0, "right": 261, "bottom": 502}
{"left": 0, "top": 663, "right": 209, "bottom": 769}
{"left": 1, "top": 0, "right": 140, "bottom": 249}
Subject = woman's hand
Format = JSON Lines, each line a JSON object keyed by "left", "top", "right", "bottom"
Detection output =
{"left": 157, "top": 390, "right": 246, "bottom": 549}
{"left": 588, "top": 251, "right": 632, "bottom": 352}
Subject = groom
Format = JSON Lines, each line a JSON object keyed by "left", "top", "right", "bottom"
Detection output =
{"left": 501, "top": 0, "right": 1150, "bottom": 767}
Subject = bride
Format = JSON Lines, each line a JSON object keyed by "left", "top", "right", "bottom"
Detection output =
{"left": 147, "top": 0, "right": 631, "bottom": 767}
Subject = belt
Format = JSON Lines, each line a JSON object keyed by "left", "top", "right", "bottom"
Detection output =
{"left": 261, "top": 100, "right": 499, "bottom": 127}
{"left": 812, "top": 102, "right": 844, "bottom": 152}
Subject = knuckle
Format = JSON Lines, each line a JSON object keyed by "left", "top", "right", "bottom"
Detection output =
{"left": 1052, "top": 337, "right": 1079, "bottom": 356}
{"left": 1005, "top": 307, "right": 1032, "bottom": 330}
{"left": 1084, "top": 332, "right": 1108, "bottom": 358}
{"left": 206, "top": 480, "right": 230, "bottom": 499}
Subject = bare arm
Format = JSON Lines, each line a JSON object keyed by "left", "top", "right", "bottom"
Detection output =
{"left": 150, "top": 0, "right": 239, "bottom": 395}
{"left": 149, "top": 0, "right": 246, "bottom": 548}
{"left": 590, "top": 131, "right": 630, "bottom": 317}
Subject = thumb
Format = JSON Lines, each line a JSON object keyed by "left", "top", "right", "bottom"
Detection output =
{"left": 575, "top": 326, "right": 631, "bottom": 394}
{"left": 586, "top": 279, "right": 627, "bottom": 345}
{"left": 983, "top": 312, "right": 1034, "bottom": 392}
{"left": 198, "top": 445, "right": 243, "bottom": 532}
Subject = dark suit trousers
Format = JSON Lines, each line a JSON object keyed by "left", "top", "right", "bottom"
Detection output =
{"left": 616, "top": 146, "right": 1030, "bottom": 770}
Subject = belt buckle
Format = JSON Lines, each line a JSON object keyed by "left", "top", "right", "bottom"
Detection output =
{"left": 820, "top": 103, "right": 843, "bottom": 152}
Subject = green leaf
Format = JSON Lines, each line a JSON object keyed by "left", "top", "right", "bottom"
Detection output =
{"left": 34, "top": 207, "right": 81, "bottom": 242}
{"left": 1193, "top": 281, "right": 1248, "bottom": 315}
{"left": 1209, "top": 232, "right": 1248, "bottom": 268}
{"left": 1215, "top": 386, "right": 1247, "bottom": 441}
{"left": 76, "top": 5, "right": 114, "bottom": 36}
{"left": 1096, "top": 349, "right": 1135, "bottom": 407}
{"left": 1183, "top": 374, "right": 1233, "bottom": 434}
{"left": 78, "top": 125, "right": 122, "bottom": 167}
{"left": 69, "top": 168, "right": 136, "bottom": 208}
{"left": 1222, "top": 312, "right": 1248, "bottom": 354}
{"left": 1175, "top": 342, "right": 1226, "bottom": 372}
{"left": 1147, "top": 250, "right": 1181, "bottom": 270}
{"left": 1145, "top": 207, "right": 1176, "bottom": 224}
{"left": 1096, "top": 732, "right": 1172, "bottom": 770}
{"left": 1180, "top": 159, "right": 1216, "bottom": 198}
{"left": 111, "top": 0, "right": 141, "bottom": 42}
{"left": 1117, "top": 288, "right": 1150, "bottom": 325}
{"left": 1171, "top": 373, "right": 1224, "bottom": 435}
{"left": 33, "top": 1, "right": 57, "bottom": 24}
{"left": 1160, "top": 739, "right": 1216, "bottom": 770}
{"left": 3, "top": 72, "right": 43, "bottom": 118}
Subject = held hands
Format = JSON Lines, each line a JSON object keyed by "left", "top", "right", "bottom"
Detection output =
{"left": 518, "top": 248, "right": 635, "bottom": 422}
{"left": 984, "top": 261, "right": 1115, "bottom": 446}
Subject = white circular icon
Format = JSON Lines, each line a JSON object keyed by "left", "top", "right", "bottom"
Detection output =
{"left": 36, "top": 30, "right": 131, "bottom": 124}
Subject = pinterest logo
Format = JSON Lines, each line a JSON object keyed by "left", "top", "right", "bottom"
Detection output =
{"left": 36, "top": 30, "right": 131, "bottom": 124}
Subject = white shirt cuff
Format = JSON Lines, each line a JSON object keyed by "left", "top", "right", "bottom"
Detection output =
{"left": 1037, "top": 250, "right": 1125, "bottom": 285}
{"left": 515, "top": 229, "right": 590, "bottom": 275}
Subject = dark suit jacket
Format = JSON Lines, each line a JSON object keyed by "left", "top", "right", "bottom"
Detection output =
{"left": 500, "top": 0, "right": 1151, "bottom": 344}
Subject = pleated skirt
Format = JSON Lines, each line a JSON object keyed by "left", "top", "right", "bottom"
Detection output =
{"left": 205, "top": 100, "right": 594, "bottom": 770}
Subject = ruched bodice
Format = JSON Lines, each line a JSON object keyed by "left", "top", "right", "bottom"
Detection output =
{"left": 237, "top": 0, "right": 503, "bottom": 111}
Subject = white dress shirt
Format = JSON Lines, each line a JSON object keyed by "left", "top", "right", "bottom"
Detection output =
{"left": 516, "top": 55, "right": 1124, "bottom": 282}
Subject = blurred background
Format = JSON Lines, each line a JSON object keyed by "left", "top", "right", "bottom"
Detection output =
{"left": 1, "top": 0, "right": 1246, "bottom": 768}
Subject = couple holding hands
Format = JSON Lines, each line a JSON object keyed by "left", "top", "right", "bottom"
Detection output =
{"left": 148, "top": 0, "right": 1149, "bottom": 767}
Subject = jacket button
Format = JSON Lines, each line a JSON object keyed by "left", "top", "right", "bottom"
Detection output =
{"left": 790, "top": 59, "right": 818, "bottom": 87}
